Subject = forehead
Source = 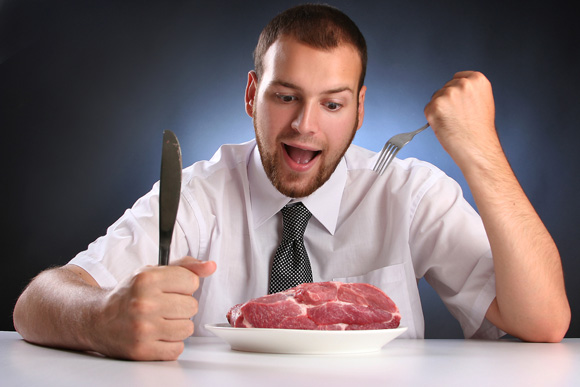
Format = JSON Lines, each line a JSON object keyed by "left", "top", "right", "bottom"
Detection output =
{"left": 260, "top": 36, "right": 362, "bottom": 91}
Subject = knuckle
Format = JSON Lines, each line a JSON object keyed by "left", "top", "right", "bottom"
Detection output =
{"left": 128, "top": 297, "right": 155, "bottom": 316}
{"left": 129, "top": 319, "right": 153, "bottom": 338}
{"left": 132, "top": 270, "right": 160, "bottom": 288}
{"left": 428, "top": 97, "right": 445, "bottom": 113}
{"left": 455, "top": 77, "right": 469, "bottom": 89}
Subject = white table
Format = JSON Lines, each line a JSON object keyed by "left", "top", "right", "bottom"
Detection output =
{"left": 2, "top": 331, "right": 578, "bottom": 386}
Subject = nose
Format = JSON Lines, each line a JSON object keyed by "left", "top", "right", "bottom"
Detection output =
{"left": 291, "top": 101, "right": 318, "bottom": 134}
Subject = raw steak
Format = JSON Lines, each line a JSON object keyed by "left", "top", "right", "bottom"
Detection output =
{"left": 226, "top": 281, "right": 401, "bottom": 330}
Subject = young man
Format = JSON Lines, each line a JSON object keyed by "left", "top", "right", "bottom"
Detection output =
{"left": 13, "top": 4, "right": 570, "bottom": 361}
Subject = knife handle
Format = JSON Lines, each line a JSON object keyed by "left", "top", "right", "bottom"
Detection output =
{"left": 158, "top": 245, "right": 170, "bottom": 266}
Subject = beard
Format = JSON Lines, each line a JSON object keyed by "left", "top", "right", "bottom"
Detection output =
{"left": 253, "top": 107, "right": 359, "bottom": 198}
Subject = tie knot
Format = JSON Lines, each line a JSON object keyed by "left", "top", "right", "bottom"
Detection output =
{"left": 281, "top": 202, "right": 312, "bottom": 240}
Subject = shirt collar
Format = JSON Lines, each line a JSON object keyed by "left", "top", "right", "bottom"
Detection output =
{"left": 248, "top": 142, "right": 346, "bottom": 235}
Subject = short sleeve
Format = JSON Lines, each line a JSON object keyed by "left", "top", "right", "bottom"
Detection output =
{"left": 409, "top": 174, "right": 503, "bottom": 339}
{"left": 68, "top": 184, "right": 199, "bottom": 288}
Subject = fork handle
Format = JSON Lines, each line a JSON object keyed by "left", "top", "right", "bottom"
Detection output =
{"left": 412, "top": 123, "right": 430, "bottom": 135}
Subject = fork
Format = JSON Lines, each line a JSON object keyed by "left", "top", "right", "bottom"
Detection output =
{"left": 372, "top": 123, "right": 430, "bottom": 175}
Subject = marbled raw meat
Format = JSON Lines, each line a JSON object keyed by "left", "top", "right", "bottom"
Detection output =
{"left": 227, "top": 281, "right": 401, "bottom": 330}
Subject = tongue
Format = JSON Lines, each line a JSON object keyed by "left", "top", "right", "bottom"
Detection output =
{"left": 286, "top": 145, "right": 317, "bottom": 164}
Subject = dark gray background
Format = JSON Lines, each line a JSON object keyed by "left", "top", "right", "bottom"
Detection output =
{"left": 2, "top": 0, "right": 578, "bottom": 338}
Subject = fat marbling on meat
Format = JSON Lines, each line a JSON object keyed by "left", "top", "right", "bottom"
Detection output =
{"left": 227, "top": 281, "right": 401, "bottom": 330}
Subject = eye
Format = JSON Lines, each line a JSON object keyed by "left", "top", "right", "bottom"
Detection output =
{"left": 276, "top": 94, "right": 297, "bottom": 103}
{"left": 324, "top": 101, "right": 342, "bottom": 111}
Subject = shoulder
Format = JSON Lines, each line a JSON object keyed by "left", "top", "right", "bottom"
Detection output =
{"left": 182, "top": 140, "right": 255, "bottom": 182}
{"left": 344, "top": 143, "right": 449, "bottom": 188}
{"left": 341, "top": 144, "right": 467, "bottom": 218}
{"left": 178, "top": 140, "right": 255, "bottom": 206}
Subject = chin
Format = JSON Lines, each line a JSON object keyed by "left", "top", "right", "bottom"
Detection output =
{"left": 278, "top": 184, "right": 316, "bottom": 199}
{"left": 275, "top": 170, "right": 329, "bottom": 198}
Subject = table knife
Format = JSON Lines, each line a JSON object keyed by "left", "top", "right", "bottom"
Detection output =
{"left": 158, "top": 129, "right": 182, "bottom": 266}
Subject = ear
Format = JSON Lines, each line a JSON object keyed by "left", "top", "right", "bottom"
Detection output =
{"left": 245, "top": 70, "right": 258, "bottom": 118}
{"left": 356, "top": 85, "right": 366, "bottom": 130}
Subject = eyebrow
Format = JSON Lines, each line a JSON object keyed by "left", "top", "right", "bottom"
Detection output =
{"left": 271, "top": 80, "right": 354, "bottom": 95}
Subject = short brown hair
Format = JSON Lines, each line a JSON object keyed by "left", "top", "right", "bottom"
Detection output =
{"left": 254, "top": 4, "right": 367, "bottom": 92}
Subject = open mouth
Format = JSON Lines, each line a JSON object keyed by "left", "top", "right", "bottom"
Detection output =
{"left": 283, "top": 144, "right": 321, "bottom": 165}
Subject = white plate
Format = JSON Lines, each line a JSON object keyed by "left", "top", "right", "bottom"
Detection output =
{"left": 205, "top": 323, "right": 407, "bottom": 354}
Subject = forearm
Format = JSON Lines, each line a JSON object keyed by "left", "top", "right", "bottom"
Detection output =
{"left": 461, "top": 149, "right": 570, "bottom": 341}
{"left": 13, "top": 267, "right": 106, "bottom": 351}
{"left": 425, "top": 71, "right": 570, "bottom": 341}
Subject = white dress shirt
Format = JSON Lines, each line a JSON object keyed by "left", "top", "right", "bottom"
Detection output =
{"left": 69, "top": 139, "right": 502, "bottom": 339}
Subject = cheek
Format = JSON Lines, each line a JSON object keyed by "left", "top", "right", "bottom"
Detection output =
{"left": 258, "top": 104, "right": 294, "bottom": 136}
{"left": 322, "top": 115, "right": 357, "bottom": 150}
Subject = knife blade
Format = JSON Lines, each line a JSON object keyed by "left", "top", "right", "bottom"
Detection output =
{"left": 158, "top": 129, "right": 182, "bottom": 266}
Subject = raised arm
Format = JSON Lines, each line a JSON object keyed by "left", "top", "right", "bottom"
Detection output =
{"left": 424, "top": 71, "right": 570, "bottom": 342}
{"left": 13, "top": 257, "right": 216, "bottom": 360}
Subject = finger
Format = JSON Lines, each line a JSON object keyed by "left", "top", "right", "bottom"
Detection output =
{"left": 134, "top": 265, "right": 199, "bottom": 295}
{"left": 154, "top": 341, "right": 185, "bottom": 361}
{"left": 115, "top": 327, "right": 187, "bottom": 361}
{"left": 173, "top": 256, "right": 217, "bottom": 278}
{"left": 158, "top": 293, "right": 198, "bottom": 319}
{"left": 453, "top": 70, "right": 476, "bottom": 79}
{"left": 452, "top": 71, "right": 491, "bottom": 90}
{"left": 430, "top": 78, "right": 463, "bottom": 101}
{"left": 429, "top": 77, "right": 471, "bottom": 104}
{"left": 157, "top": 318, "right": 195, "bottom": 342}
{"left": 429, "top": 88, "right": 446, "bottom": 101}
{"left": 129, "top": 340, "right": 185, "bottom": 361}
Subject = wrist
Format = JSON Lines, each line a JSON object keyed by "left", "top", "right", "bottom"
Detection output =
{"left": 458, "top": 146, "right": 510, "bottom": 181}
{"left": 85, "top": 289, "right": 116, "bottom": 356}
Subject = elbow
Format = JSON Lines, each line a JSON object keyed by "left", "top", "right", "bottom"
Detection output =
{"left": 491, "top": 292, "right": 572, "bottom": 343}
{"left": 13, "top": 290, "right": 30, "bottom": 338}
{"left": 517, "top": 308, "right": 571, "bottom": 343}
{"left": 540, "top": 312, "right": 571, "bottom": 343}
{"left": 524, "top": 327, "right": 568, "bottom": 343}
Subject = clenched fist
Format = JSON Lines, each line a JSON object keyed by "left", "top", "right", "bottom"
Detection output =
{"left": 425, "top": 71, "right": 503, "bottom": 173}
{"left": 91, "top": 257, "right": 216, "bottom": 361}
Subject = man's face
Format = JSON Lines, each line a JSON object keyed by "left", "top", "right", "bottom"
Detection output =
{"left": 245, "top": 36, "right": 366, "bottom": 198}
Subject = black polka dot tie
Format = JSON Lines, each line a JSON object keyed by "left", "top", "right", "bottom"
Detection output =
{"left": 269, "top": 202, "right": 313, "bottom": 294}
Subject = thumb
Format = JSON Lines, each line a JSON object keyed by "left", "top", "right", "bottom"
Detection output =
{"left": 171, "top": 256, "right": 217, "bottom": 278}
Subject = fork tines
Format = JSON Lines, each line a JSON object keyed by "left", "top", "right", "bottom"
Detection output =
{"left": 372, "top": 143, "right": 401, "bottom": 175}
{"left": 372, "top": 123, "right": 430, "bottom": 175}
